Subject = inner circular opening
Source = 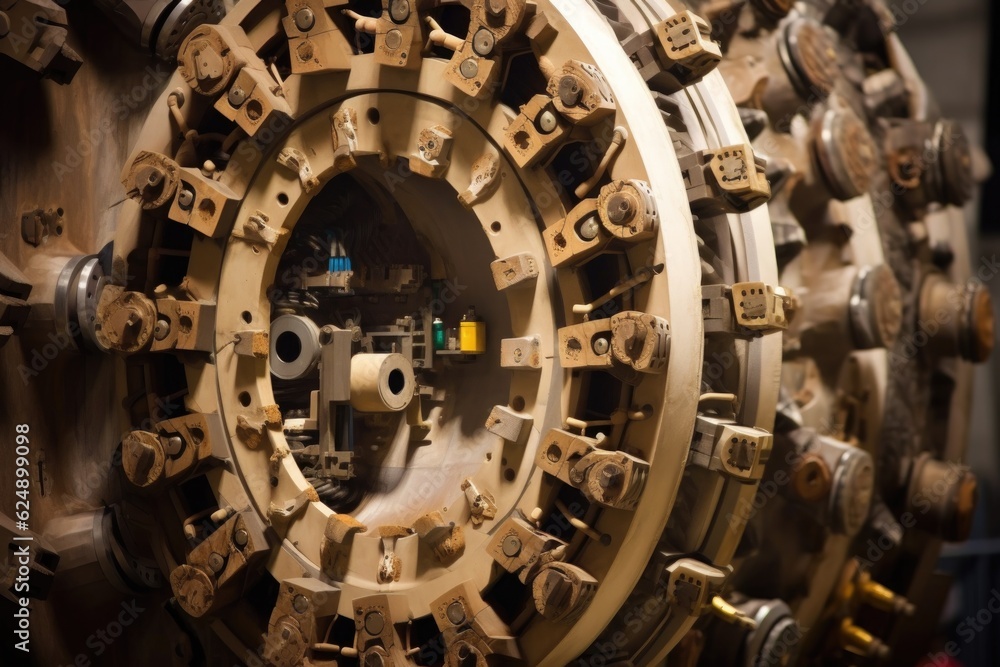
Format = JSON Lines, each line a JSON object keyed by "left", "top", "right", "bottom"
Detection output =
{"left": 387, "top": 368, "right": 406, "bottom": 395}
{"left": 270, "top": 156, "right": 515, "bottom": 525}
{"left": 275, "top": 330, "right": 302, "bottom": 363}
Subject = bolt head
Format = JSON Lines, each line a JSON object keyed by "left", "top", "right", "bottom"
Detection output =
{"left": 233, "top": 528, "right": 249, "bottom": 548}
{"left": 459, "top": 58, "right": 479, "bottom": 79}
{"left": 294, "top": 7, "right": 315, "bottom": 31}
{"left": 228, "top": 86, "right": 247, "bottom": 108}
{"left": 154, "top": 319, "right": 170, "bottom": 341}
{"left": 473, "top": 28, "right": 495, "bottom": 57}
{"left": 606, "top": 193, "right": 634, "bottom": 224}
{"left": 292, "top": 594, "right": 309, "bottom": 614}
{"left": 178, "top": 187, "right": 195, "bottom": 210}
{"left": 384, "top": 29, "right": 403, "bottom": 50}
{"left": 364, "top": 610, "right": 385, "bottom": 635}
{"left": 592, "top": 337, "right": 610, "bottom": 355}
{"left": 207, "top": 552, "right": 225, "bottom": 573}
{"left": 501, "top": 534, "right": 522, "bottom": 557}
{"left": 578, "top": 216, "right": 600, "bottom": 241}
{"left": 389, "top": 0, "right": 410, "bottom": 23}
{"left": 599, "top": 464, "right": 623, "bottom": 488}
{"left": 446, "top": 600, "right": 467, "bottom": 625}
{"left": 136, "top": 166, "right": 166, "bottom": 202}
{"left": 558, "top": 75, "right": 583, "bottom": 107}
{"left": 319, "top": 326, "right": 335, "bottom": 345}
{"left": 537, "top": 109, "right": 558, "bottom": 134}
{"left": 164, "top": 435, "right": 183, "bottom": 456}
{"left": 364, "top": 653, "right": 385, "bottom": 667}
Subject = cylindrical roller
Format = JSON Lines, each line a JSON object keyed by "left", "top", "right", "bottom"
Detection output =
{"left": 794, "top": 264, "right": 902, "bottom": 352}
{"left": 349, "top": 353, "right": 415, "bottom": 412}
{"left": 48, "top": 253, "right": 109, "bottom": 350}
{"left": 813, "top": 108, "right": 879, "bottom": 201}
{"left": 827, "top": 441, "right": 875, "bottom": 537}
{"left": 269, "top": 314, "right": 322, "bottom": 380}
{"left": 849, "top": 264, "right": 904, "bottom": 350}
{"left": 905, "top": 454, "right": 978, "bottom": 542}
{"left": 762, "top": 17, "right": 839, "bottom": 122}
{"left": 917, "top": 273, "right": 995, "bottom": 363}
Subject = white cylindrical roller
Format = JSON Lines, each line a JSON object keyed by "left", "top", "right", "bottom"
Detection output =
{"left": 269, "top": 314, "right": 322, "bottom": 380}
{"left": 349, "top": 353, "right": 415, "bottom": 412}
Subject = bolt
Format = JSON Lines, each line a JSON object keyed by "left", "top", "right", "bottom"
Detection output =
{"left": 578, "top": 216, "right": 600, "bottom": 240}
{"left": 389, "top": 0, "right": 410, "bottom": 22}
{"left": 178, "top": 187, "right": 195, "bottom": 210}
{"left": 622, "top": 319, "right": 647, "bottom": 357}
{"left": 600, "top": 464, "right": 623, "bottom": 489}
{"left": 459, "top": 57, "right": 479, "bottom": 79}
{"left": 364, "top": 610, "right": 385, "bottom": 635}
{"left": 537, "top": 109, "right": 558, "bottom": 134}
{"left": 606, "top": 193, "right": 634, "bottom": 224}
{"left": 154, "top": 318, "right": 170, "bottom": 341}
{"left": 501, "top": 534, "right": 522, "bottom": 557}
{"left": 446, "top": 601, "right": 467, "bottom": 625}
{"left": 384, "top": 29, "right": 402, "bottom": 50}
{"left": 233, "top": 528, "right": 249, "bottom": 548}
{"left": 592, "top": 337, "right": 609, "bottom": 355}
{"left": 164, "top": 435, "right": 183, "bottom": 456}
{"left": 487, "top": 0, "right": 506, "bottom": 17}
{"left": 319, "top": 325, "right": 335, "bottom": 345}
{"left": 207, "top": 552, "right": 225, "bottom": 573}
{"left": 292, "top": 594, "right": 309, "bottom": 614}
{"left": 558, "top": 75, "right": 583, "bottom": 107}
{"left": 228, "top": 86, "right": 247, "bottom": 108}
{"left": 536, "top": 568, "right": 575, "bottom": 617}
{"left": 473, "top": 28, "right": 495, "bottom": 57}
{"left": 137, "top": 167, "right": 165, "bottom": 201}
{"left": 294, "top": 7, "right": 315, "bottom": 31}
{"left": 365, "top": 653, "right": 385, "bottom": 667}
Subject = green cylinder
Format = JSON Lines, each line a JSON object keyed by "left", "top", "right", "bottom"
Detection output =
{"left": 432, "top": 317, "right": 446, "bottom": 351}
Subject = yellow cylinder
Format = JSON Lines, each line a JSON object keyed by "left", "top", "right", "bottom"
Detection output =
{"left": 459, "top": 310, "right": 486, "bottom": 354}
